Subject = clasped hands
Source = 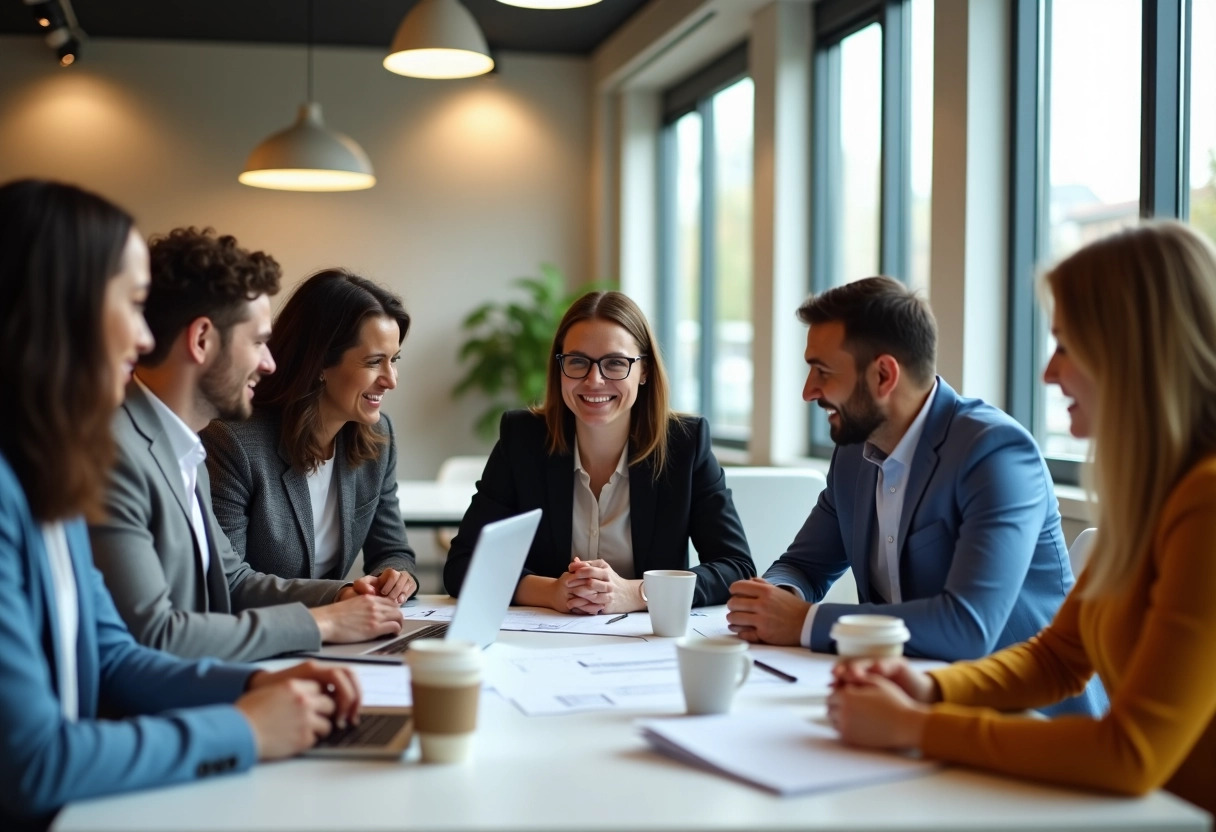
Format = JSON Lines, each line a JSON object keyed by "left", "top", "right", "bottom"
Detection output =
{"left": 826, "top": 657, "right": 937, "bottom": 751}
{"left": 551, "top": 557, "right": 642, "bottom": 615}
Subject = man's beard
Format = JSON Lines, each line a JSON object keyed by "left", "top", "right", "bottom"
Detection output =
{"left": 199, "top": 348, "right": 254, "bottom": 422}
{"left": 823, "top": 382, "right": 884, "bottom": 446}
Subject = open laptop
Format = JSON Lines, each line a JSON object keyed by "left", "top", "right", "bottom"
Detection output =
{"left": 305, "top": 508, "right": 543, "bottom": 662}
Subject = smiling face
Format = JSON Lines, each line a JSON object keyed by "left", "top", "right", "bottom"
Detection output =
{"left": 101, "top": 229, "right": 155, "bottom": 407}
{"left": 1042, "top": 309, "right": 1097, "bottom": 438}
{"left": 317, "top": 314, "right": 401, "bottom": 433}
{"left": 199, "top": 294, "right": 276, "bottom": 421}
{"left": 802, "top": 321, "right": 885, "bottom": 446}
{"left": 559, "top": 319, "right": 647, "bottom": 435}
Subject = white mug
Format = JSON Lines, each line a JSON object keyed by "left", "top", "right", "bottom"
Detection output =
{"left": 642, "top": 570, "right": 697, "bottom": 637}
{"left": 675, "top": 636, "right": 751, "bottom": 715}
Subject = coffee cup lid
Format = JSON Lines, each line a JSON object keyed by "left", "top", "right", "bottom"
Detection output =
{"left": 829, "top": 614, "right": 910, "bottom": 645}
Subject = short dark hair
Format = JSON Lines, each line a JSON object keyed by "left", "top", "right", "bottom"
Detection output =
{"left": 0, "top": 179, "right": 132, "bottom": 521}
{"left": 254, "top": 269, "right": 411, "bottom": 472}
{"left": 796, "top": 276, "right": 937, "bottom": 386}
{"left": 141, "top": 226, "right": 281, "bottom": 366}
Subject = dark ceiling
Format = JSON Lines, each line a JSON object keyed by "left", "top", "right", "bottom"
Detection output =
{"left": 0, "top": 0, "right": 652, "bottom": 55}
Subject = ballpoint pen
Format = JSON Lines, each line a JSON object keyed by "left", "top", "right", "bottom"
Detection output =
{"left": 604, "top": 613, "right": 629, "bottom": 624}
{"left": 752, "top": 659, "right": 798, "bottom": 683}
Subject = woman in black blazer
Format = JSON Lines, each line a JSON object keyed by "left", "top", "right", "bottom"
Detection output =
{"left": 444, "top": 291, "right": 753, "bottom": 612}
{"left": 202, "top": 270, "right": 417, "bottom": 604}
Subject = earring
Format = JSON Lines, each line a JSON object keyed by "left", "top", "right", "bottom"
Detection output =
{"left": 640, "top": 379, "right": 647, "bottom": 386}
{"left": 318, "top": 374, "right": 325, "bottom": 383}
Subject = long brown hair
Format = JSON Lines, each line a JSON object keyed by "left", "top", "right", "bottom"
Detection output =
{"left": 536, "top": 291, "right": 676, "bottom": 475}
{"left": 254, "top": 269, "right": 411, "bottom": 472}
{"left": 1045, "top": 221, "right": 1216, "bottom": 597}
{"left": 0, "top": 179, "right": 133, "bottom": 521}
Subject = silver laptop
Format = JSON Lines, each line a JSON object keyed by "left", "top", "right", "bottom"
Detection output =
{"left": 304, "top": 707, "right": 414, "bottom": 759}
{"left": 304, "top": 508, "right": 542, "bottom": 662}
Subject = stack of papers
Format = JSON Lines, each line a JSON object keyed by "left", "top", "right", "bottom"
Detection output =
{"left": 638, "top": 709, "right": 939, "bottom": 796}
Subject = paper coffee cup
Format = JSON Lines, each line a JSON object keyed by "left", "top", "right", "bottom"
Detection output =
{"left": 406, "top": 639, "right": 482, "bottom": 763}
{"left": 643, "top": 570, "right": 697, "bottom": 637}
{"left": 829, "top": 614, "right": 911, "bottom": 658}
{"left": 676, "top": 636, "right": 750, "bottom": 715}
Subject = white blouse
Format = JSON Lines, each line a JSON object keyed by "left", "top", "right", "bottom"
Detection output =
{"left": 571, "top": 441, "right": 634, "bottom": 578}
{"left": 41, "top": 521, "right": 79, "bottom": 721}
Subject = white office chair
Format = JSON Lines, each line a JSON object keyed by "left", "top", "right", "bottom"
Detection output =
{"left": 710, "top": 466, "right": 859, "bottom": 604}
{"left": 1068, "top": 527, "right": 1097, "bottom": 577}
{"left": 434, "top": 455, "right": 488, "bottom": 551}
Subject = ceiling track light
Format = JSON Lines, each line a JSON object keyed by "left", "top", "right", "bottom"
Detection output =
{"left": 239, "top": 0, "right": 375, "bottom": 191}
{"left": 24, "top": 0, "right": 84, "bottom": 66}
{"left": 384, "top": 0, "right": 495, "bottom": 80}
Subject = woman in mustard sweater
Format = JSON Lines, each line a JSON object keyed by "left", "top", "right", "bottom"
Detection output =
{"left": 827, "top": 221, "right": 1216, "bottom": 815}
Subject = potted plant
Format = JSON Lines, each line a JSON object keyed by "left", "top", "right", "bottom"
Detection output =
{"left": 452, "top": 264, "right": 612, "bottom": 439}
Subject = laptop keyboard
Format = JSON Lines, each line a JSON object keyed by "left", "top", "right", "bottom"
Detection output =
{"left": 369, "top": 622, "right": 450, "bottom": 655}
{"left": 315, "top": 713, "right": 412, "bottom": 749}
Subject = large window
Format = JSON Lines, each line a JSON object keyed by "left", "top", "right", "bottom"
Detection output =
{"left": 809, "top": 0, "right": 933, "bottom": 451}
{"left": 659, "top": 46, "right": 754, "bottom": 446}
{"left": 1009, "top": 0, "right": 1206, "bottom": 480}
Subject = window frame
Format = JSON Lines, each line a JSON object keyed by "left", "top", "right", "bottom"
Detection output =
{"left": 1006, "top": 0, "right": 1190, "bottom": 484}
{"left": 657, "top": 43, "right": 752, "bottom": 450}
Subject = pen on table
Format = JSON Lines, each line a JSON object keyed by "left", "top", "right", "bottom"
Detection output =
{"left": 604, "top": 613, "right": 629, "bottom": 625}
{"left": 752, "top": 659, "right": 797, "bottom": 683}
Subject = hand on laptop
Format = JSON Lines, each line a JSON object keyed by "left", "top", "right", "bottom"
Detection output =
{"left": 310, "top": 594, "right": 404, "bottom": 643}
{"left": 725, "top": 577, "right": 808, "bottom": 646}
{"left": 237, "top": 662, "right": 361, "bottom": 759}
{"left": 343, "top": 568, "right": 417, "bottom": 605}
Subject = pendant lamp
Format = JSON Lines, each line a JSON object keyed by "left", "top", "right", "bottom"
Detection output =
{"left": 240, "top": 1, "right": 375, "bottom": 191}
{"left": 496, "top": 1, "right": 602, "bottom": 8}
{"left": 383, "top": 0, "right": 494, "bottom": 80}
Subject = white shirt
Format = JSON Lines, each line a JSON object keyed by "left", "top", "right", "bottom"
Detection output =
{"left": 41, "top": 521, "right": 79, "bottom": 721}
{"left": 139, "top": 378, "right": 210, "bottom": 576}
{"left": 307, "top": 456, "right": 343, "bottom": 579}
{"left": 571, "top": 441, "right": 634, "bottom": 578}
{"left": 795, "top": 381, "right": 939, "bottom": 648}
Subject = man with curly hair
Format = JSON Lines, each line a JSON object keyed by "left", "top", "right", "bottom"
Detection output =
{"left": 89, "top": 227, "right": 408, "bottom": 662}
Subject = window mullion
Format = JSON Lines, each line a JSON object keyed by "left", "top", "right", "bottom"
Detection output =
{"left": 1140, "top": 0, "right": 1186, "bottom": 218}
{"left": 880, "top": 0, "right": 910, "bottom": 280}
{"left": 698, "top": 97, "right": 717, "bottom": 422}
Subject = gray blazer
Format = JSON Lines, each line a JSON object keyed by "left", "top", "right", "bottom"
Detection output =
{"left": 89, "top": 382, "right": 344, "bottom": 662}
{"left": 200, "top": 409, "right": 416, "bottom": 584}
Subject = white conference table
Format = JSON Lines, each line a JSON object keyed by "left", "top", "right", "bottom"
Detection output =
{"left": 55, "top": 600, "right": 1211, "bottom": 832}
{"left": 396, "top": 479, "right": 474, "bottom": 527}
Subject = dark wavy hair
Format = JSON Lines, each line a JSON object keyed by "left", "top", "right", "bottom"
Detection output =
{"left": 536, "top": 291, "right": 675, "bottom": 476}
{"left": 254, "top": 269, "right": 411, "bottom": 472}
{"left": 0, "top": 179, "right": 133, "bottom": 521}
{"left": 141, "top": 226, "right": 281, "bottom": 367}
{"left": 796, "top": 275, "right": 938, "bottom": 386}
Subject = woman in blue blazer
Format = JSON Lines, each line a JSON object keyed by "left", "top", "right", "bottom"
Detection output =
{"left": 444, "top": 291, "right": 754, "bottom": 612}
{"left": 0, "top": 180, "right": 358, "bottom": 830}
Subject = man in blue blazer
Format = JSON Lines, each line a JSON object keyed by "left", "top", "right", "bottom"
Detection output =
{"left": 726, "top": 276, "right": 1105, "bottom": 716}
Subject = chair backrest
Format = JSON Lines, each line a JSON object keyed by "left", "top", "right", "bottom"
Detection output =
{"left": 713, "top": 466, "right": 857, "bottom": 604}
{"left": 437, "top": 455, "right": 489, "bottom": 486}
{"left": 1068, "top": 527, "right": 1097, "bottom": 577}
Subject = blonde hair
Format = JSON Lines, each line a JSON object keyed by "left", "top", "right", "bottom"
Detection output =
{"left": 1045, "top": 221, "right": 1216, "bottom": 597}
{"left": 535, "top": 291, "right": 677, "bottom": 476}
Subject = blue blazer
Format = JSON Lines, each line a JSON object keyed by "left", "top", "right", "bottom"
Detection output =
{"left": 444, "top": 411, "right": 754, "bottom": 607}
{"left": 0, "top": 453, "right": 258, "bottom": 827}
{"left": 765, "top": 380, "right": 1106, "bottom": 716}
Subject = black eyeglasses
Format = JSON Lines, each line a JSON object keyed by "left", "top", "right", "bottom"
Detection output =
{"left": 556, "top": 354, "right": 647, "bottom": 380}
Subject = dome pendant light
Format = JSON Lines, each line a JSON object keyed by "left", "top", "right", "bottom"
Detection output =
{"left": 384, "top": 0, "right": 494, "bottom": 80}
{"left": 240, "top": 0, "right": 375, "bottom": 191}
{"left": 496, "top": 1, "right": 602, "bottom": 8}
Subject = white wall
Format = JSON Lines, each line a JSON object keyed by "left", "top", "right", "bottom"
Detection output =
{"left": 0, "top": 35, "right": 593, "bottom": 479}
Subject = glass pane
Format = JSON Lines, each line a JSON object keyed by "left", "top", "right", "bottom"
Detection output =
{"left": 1190, "top": 0, "right": 1216, "bottom": 245}
{"left": 834, "top": 22, "right": 883, "bottom": 286}
{"left": 672, "top": 111, "right": 703, "bottom": 415}
{"left": 711, "top": 77, "right": 754, "bottom": 440}
{"left": 1037, "top": 0, "right": 1142, "bottom": 460}
{"left": 909, "top": 0, "right": 934, "bottom": 293}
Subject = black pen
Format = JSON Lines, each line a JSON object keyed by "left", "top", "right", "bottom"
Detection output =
{"left": 753, "top": 659, "right": 798, "bottom": 683}
{"left": 604, "top": 613, "right": 629, "bottom": 624}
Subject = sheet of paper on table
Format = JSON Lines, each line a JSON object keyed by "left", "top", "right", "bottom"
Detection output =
{"left": 485, "top": 640, "right": 803, "bottom": 716}
{"left": 400, "top": 602, "right": 728, "bottom": 640}
{"left": 321, "top": 661, "right": 412, "bottom": 708}
{"left": 638, "top": 709, "right": 940, "bottom": 796}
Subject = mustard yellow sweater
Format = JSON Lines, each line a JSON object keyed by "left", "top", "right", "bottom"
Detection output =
{"left": 922, "top": 457, "right": 1216, "bottom": 815}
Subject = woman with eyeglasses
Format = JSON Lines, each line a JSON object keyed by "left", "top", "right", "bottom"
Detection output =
{"left": 202, "top": 269, "right": 418, "bottom": 606}
{"left": 0, "top": 180, "right": 359, "bottom": 829}
{"left": 443, "top": 291, "right": 754, "bottom": 614}
{"left": 826, "top": 221, "right": 1216, "bottom": 815}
